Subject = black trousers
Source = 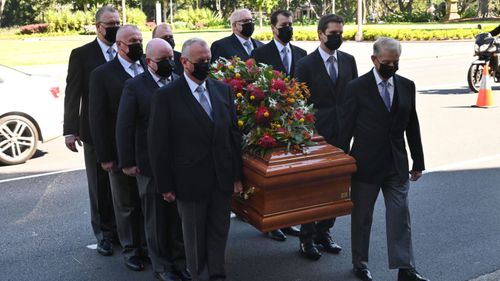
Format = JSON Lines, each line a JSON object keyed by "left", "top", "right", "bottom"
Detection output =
{"left": 300, "top": 218, "right": 336, "bottom": 243}
{"left": 83, "top": 142, "right": 116, "bottom": 242}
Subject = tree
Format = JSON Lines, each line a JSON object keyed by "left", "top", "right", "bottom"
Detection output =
{"left": 0, "top": 0, "right": 7, "bottom": 27}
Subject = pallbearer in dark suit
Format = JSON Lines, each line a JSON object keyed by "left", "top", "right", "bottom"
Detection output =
{"left": 89, "top": 25, "right": 147, "bottom": 272}
{"left": 148, "top": 38, "right": 243, "bottom": 281}
{"left": 152, "top": 23, "right": 184, "bottom": 76}
{"left": 116, "top": 39, "right": 190, "bottom": 281}
{"left": 210, "top": 9, "right": 264, "bottom": 62}
{"left": 338, "top": 37, "right": 429, "bottom": 281}
{"left": 63, "top": 5, "right": 119, "bottom": 256}
{"left": 295, "top": 14, "right": 358, "bottom": 261}
{"left": 251, "top": 9, "right": 306, "bottom": 241}
{"left": 251, "top": 10, "right": 306, "bottom": 79}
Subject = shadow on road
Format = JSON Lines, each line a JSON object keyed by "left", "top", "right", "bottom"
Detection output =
{"left": 419, "top": 86, "right": 500, "bottom": 95}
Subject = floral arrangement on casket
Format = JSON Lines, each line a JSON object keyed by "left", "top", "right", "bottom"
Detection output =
{"left": 210, "top": 57, "right": 317, "bottom": 156}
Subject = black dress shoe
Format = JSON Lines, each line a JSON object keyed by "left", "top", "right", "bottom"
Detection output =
{"left": 398, "top": 268, "right": 430, "bottom": 281}
{"left": 353, "top": 267, "right": 373, "bottom": 281}
{"left": 155, "top": 271, "right": 181, "bottom": 281}
{"left": 96, "top": 239, "right": 113, "bottom": 256}
{"left": 299, "top": 242, "right": 322, "bottom": 260}
{"left": 124, "top": 256, "right": 144, "bottom": 271}
{"left": 173, "top": 269, "right": 192, "bottom": 281}
{"left": 315, "top": 236, "right": 342, "bottom": 254}
{"left": 281, "top": 226, "right": 300, "bottom": 236}
{"left": 268, "top": 229, "right": 286, "bottom": 241}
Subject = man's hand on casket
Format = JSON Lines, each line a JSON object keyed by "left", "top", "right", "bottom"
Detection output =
{"left": 163, "top": 192, "right": 176, "bottom": 202}
{"left": 409, "top": 170, "right": 422, "bottom": 181}
{"left": 234, "top": 181, "right": 243, "bottom": 193}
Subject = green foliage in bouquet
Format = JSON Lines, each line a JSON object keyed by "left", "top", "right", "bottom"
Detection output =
{"left": 210, "top": 57, "right": 317, "bottom": 157}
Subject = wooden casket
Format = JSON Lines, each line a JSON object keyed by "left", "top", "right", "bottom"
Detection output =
{"left": 232, "top": 137, "right": 357, "bottom": 232}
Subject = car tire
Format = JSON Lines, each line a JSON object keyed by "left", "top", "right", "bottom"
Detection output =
{"left": 0, "top": 115, "right": 39, "bottom": 165}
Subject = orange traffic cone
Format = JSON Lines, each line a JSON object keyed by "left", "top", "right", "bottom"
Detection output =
{"left": 473, "top": 64, "right": 495, "bottom": 108}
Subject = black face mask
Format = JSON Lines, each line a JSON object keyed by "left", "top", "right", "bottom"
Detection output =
{"left": 163, "top": 37, "right": 175, "bottom": 49}
{"left": 240, "top": 22, "right": 255, "bottom": 38}
{"left": 377, "top": 60, "right": 399, "bottom": 79}
{"left": 126, "top": 43, "right": 143, "bottom": 62}
{"left": 277, "top": 26, "right": 293, "bottom": 44}
{"left": 191, "top": 61, "right": 210, "bottom": 81}
{"left": 104, "top": 26, "right": 119, "bottom": 43}
{"left": 325, "top": 33, "right": 343, "bottom": 51}
{"left": 155, "top": 59, "right": 175, "bottom": 78}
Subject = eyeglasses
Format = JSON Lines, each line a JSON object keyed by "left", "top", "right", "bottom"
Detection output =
{"left": 99, "top": 21, "right": 121, "bottom": 26}
{"left": 237, "top": 19, "right": 255, "bottom": 24}
{"left": 160, "top": 36, "right": 174, "bottom": 40}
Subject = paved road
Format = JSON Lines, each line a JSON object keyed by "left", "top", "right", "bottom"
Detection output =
{"left": 1, "top": 41, "right": 500, "bottom": 281}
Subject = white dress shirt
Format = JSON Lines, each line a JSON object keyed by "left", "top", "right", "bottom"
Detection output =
{"left": 373, "top": 67, "right": 394, "bottom": 106}
{"left": 117, "top": 54, "right": 144, "bottom": 77}
{"left": 318, "top": 46, "right": 338, "bottom": 78}
{"left": 148, "top": 68, "right": 171, "bottom": 87}
{"left": 273, "top": 39, "right": 291, "bottom": 73}
{"left": 183, "top": 73, "right": 212, "bottom": 109}
{"left": 96, "top": 37, "right": 117, "bottom": 62}
{"left": 235, "top": 33, "right": 253, "bottom": 54}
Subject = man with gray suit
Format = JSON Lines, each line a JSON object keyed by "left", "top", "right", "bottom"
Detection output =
{"left": 338, "top": 37, "right": 429, "bottom": 281}
{"left": 116, "top": 39, "right": 189, "bottom": 281}
{"left": 148, "top": 38, "right": 243, "bottom": 281}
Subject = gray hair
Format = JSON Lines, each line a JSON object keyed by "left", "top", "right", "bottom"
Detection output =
{"left": 95, "top": 5, "right": 118, "bottom": 23}
{"left": 152, "top": 23, "right": 172, "bottom": 38}
{"left": 230, "top": 9, "right": 252, "bottom": 25}
{"left": 181, "top": 37, "right": 208, "bottom": 59}
{"left": 373, "top": 37, "right": 402, "bottom": 57}
{"left": 116, "top": 25, "right": 140, "bottom": 41}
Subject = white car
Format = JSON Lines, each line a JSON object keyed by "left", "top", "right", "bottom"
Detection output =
{"left": 0, "top": 64, "right": 64, "bottom": 165}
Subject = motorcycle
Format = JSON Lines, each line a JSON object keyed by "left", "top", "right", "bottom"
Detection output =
{"left": 467, "top": 32, "right": 500, "bottom": 92}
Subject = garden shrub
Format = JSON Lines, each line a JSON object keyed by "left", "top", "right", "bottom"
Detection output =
{"left": 19, "top": 23, "right": 48, "bottom": 34}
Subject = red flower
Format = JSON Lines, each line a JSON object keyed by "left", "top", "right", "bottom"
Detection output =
{"left": 294, "top": 110, "right": 304, "bottom": 120}
{"left": 245, "top": 59, "right": 254, "bottom": 68}
{"left": 273, "top": 70, "right": 283, "bottom": 78}
{"left": 248, "top": 83, "right": 265, "bottom": 102}
{"left": 258, "top": 133, "right": 278, "bottom": 148}
{"left": 255, "top": 106, "right": 272, "bottom": 125}
{"left": 271, "top": 79, "right": 287, "bottom": 93}
{"left": 229, "top": 78, "right": 244, "bottom": 92}
{"left": 305, "top": 113, "right": 314, "bottom": 123}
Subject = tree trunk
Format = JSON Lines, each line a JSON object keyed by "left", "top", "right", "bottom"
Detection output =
{"left": 478, "top": 0, "right": 489, "bottom": 18}
{"left": 362, "top": 0, "right": 367, "bottom": 24}
{"left": 0, "top": 0, "right": 6, "bottom": 27}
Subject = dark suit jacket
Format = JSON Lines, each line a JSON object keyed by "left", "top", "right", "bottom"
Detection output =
{"left": 338, "top": 70, "right": 425, "bottom": 184}
{"left": 148, "top": 76, "right": 243, "bottom": 201}
{"left": 251, "top": 40, "right": 307, "bottom": 78}
{"left": 296, "top": 49, "right": 358, "bottom": 145}
{"left": 64, "top": 39, "right": 107, "bottom": 143}
{"left": 210, "top": 33, "right": 263, "bottom": 62}
{"left": 490, "top": 24, "right": 500, "bottom": 37}
{"left": 88, "top": 55, "right": 147, "bottom": 163}
{"left": 173, "top": 50, "right": 184, "bottom": 76}
{"left": 116, "top": 70, "right": 179, "bottom": 177}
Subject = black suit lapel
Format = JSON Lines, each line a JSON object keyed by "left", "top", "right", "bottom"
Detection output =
{"left": 368, "top": 70, "right": 390, "bottom": 112}
{"left": 230, "top": 34, "right": 249, "bottom": 59}
{"left": 91, "top": 39, "right": 107, "bottom": 65}
{"left": 312, "top": 50, "right": 336, "bottom": 94}
{"left": 178, "top": 77, "right": 214, "bottom": 135}
{"left": 268, "top": 42, "right": 285, "bottom": 72}
{"left": 112, "top": 56, "right": 133, "bottom": 80}
{"left": 142, "top": 70, "right": 160, "bottom": 91}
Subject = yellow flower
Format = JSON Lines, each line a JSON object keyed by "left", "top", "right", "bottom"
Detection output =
{"left": 235, "top": 73, "right": 241, "bottom": 79}
{"left": 263, "top": 111, "right": 269, "bottom": 117}
{"left": 288, "top": 98, "right": 295, "bottom": 104}
{"left": 250, "top": 95, "right": 255, "bottom": 100}
{"left": 228, "top": 65, "right": 234, "bottom": 70}
{"left": 299, "top": 118, "right": 305, "bottom": 123}
{"left": 238, "top": 120, "right": 244, "bottom": 127}
{"left": 236, "top": 93, "right": 243, "bottom": 98}
{"left": 276, "top": 124, "right": 281, "bottom": 128}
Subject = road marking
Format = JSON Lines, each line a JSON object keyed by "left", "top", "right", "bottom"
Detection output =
{"left": 0, "top": 168, "right": 84, "bottom": 184}
{"left": 86, "top": 244, "right": 97, "bottom": 250}
{"left": 424, "top": 153, "right": 500, "bottom": 174}
{"left": 469, "top": 269, "right": 500, "bottom": 281}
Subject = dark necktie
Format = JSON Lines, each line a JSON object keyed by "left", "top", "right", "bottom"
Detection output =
{"left": 281, "top": 47, "right": 290, "bottom": 75}
{"left": 328, "top": 56, "right": 337, "bottom": 85}
{"left": 195, "top": 86, "right": 213, "bottom": 120}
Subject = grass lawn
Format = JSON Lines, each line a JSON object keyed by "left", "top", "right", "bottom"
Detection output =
{"left": 0, "top": 22, "right": 497, "bottom": 67}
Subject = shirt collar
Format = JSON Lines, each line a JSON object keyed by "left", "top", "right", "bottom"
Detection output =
{"left": 372, "top": 67, "right": 393, "bottom": 87}
{"left": 273, "top": 39, "right": 289, "bottom": 53}
{"left": 148, "top": 68, "right": 170, "bottom": 83}
{"left": 96, "top": 37, "right": 117, "bottom": 54}
{"left": 235, "top": 33, "right": 251, "bottom": 45}
{"left": 183, "top": 72, "right": 207, "bottom": 93}
{"left": 117, "top": 54, "right": 137, "bottom": 71}
{"left": 318, "top": 46, "right": 337, "bottom": 63}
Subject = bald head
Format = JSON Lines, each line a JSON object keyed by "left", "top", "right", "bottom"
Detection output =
{"left": 152, "top": 23, "right": 176, "bottom": 50}
{"left": 116, "top": 25, "right": 141, "bottom": 42}
{"left": 146, "top": 38, "right": 173, "bottom": 59}
{"left": 116, "top": 25, "right": 143, "bottom": 62}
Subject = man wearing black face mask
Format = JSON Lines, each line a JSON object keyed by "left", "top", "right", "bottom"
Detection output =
{"left": 295, "top": 13, "right": 358, "bottom": 261}
{"left": 251, "top": 9, "right": 307, "bottom": 242}
{"left": 251, "top": 9, "right": 306, "bottom": 79}
{"left": 116, "top": 38, "right": 189, "bottom": 281}
{"left": 153, "top": 23, "right": 184, "bottom": 76}
{"left": 89, "top": 24, "right": 149, "bottom": 272}
{"left": 210, "top": 9, "right": 264, "bottom": 62}
{"left": 338, "top": 37, "right": 428, "bottom": 281}
{"left": 63, "top": 5, "right": 119, "bottom": 257}
{"left": 148, "top": 37, "right": 243, "bottom": 281}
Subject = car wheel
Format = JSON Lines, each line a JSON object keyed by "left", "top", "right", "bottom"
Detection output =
{"left": 0, "top": 115, "right": 39, "bottom": 165}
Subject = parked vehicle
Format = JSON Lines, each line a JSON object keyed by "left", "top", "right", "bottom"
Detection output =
{"left": 0, "top": 64, "right": 63, "bottom": 165}
{"left": 467, "top": 32, "right": 500, "bottom": 92}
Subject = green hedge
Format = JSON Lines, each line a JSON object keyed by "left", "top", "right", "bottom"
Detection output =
{"left": 44, "top": 8, "right": 94, "bottom": 33}
{"left": 174, "top": 8, "right": 226, "bottom": 29}
{"left": 254, "top": 28, "right": 483, "bottom": 41}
